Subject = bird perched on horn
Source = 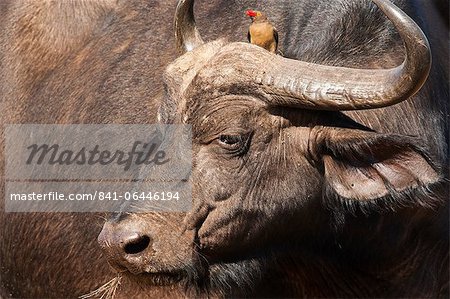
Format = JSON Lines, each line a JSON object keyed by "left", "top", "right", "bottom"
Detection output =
{"left": 246, "top": 10, "right": 279, "bottom": 54}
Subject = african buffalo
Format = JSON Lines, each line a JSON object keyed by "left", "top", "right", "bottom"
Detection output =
{"left": 1, "top": 0, "right": 448, "bottom": 298}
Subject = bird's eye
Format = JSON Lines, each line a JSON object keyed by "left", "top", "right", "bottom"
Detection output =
{"left": 217, "top": 133, "right": 251, "bottom": 155}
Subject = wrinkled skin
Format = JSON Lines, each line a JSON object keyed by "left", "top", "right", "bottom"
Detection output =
{"left": 1, "top": 0, "right": 448, "bottom": 298}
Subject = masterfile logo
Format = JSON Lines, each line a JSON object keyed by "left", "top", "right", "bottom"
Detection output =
{"left": 4, "top": 124, "right": 192, "bottom": 212}
{"left": 26, "top": 140, "right": 169, "bottom": 171}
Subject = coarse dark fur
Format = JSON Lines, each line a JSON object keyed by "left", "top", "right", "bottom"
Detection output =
{"left": 0, "top": 0, "right": 448, "bottom": 298}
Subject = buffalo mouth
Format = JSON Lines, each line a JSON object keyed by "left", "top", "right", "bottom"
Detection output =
{"left": 106, "top": 262, "right": 189, "bottom": 286}
{"left": 130, "top": 270, "right": 186, "bottom": 286}
{"left": 118, "top": 258, "right": 207, "bottom": 287}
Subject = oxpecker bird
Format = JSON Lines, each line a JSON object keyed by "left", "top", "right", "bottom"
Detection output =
{"left": 246, "top": 10, "right": 279, "bottom": 53}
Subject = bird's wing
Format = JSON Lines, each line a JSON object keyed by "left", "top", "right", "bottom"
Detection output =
{"left": 273, "top": 26, "right": 279, "bottom": 51}
{"left": 247, "top": 29, "right": 251, "bottom": 43}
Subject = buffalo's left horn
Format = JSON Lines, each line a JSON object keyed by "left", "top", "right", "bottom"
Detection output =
{"left": 175, "top": 0, "right": 204, "bottom": 54}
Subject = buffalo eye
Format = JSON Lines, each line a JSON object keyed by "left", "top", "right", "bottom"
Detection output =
{"left": 219, "top": 134, "right": 241, "bottom": 146}
{"left": 217, "top": 133, "right": 251, "bottom": 155}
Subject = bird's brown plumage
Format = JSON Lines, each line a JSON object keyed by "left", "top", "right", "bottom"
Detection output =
{"left": 246, "top": 11, "right": 278, "bottom": 53}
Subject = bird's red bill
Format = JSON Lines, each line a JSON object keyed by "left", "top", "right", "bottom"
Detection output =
{"left": 246, "top": 10, "right": 257, "bottom": 17}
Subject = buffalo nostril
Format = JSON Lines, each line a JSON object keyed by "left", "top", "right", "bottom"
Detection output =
{"left": 123, "top": 235, "right": 151, "bottom": 255}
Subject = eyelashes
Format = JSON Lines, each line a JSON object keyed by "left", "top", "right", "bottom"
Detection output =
{"left": 217, "top": 132, "right": 253, "bottom": 156}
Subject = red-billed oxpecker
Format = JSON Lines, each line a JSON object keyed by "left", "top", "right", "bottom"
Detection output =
{"left": 246, "top": 10, "right": 279, "bottom": 53}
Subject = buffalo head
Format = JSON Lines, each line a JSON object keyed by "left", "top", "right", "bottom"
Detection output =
{"left": 97, "top": 0, "right": 443, "bottom": 296}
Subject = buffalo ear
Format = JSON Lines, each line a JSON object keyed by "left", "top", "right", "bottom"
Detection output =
{"left": 313, "top": 128, "right": 442, "bottom": 210}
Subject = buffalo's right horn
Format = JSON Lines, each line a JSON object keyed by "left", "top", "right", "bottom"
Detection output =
{"left": 175, "top": 0, "right": 204, "bottom": 54}
{"left": 246, "top": 0, "right": 432, "bottom": 110}
{"left": 180, "top": 0, "right": 431, "bottom": 111}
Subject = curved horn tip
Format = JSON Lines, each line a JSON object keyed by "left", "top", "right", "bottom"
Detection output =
{"left": 370, "top": 0, "right": 431, "bottom": 95}
{"left": 174, "top": 0, "right": 204, "bottom": 54}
